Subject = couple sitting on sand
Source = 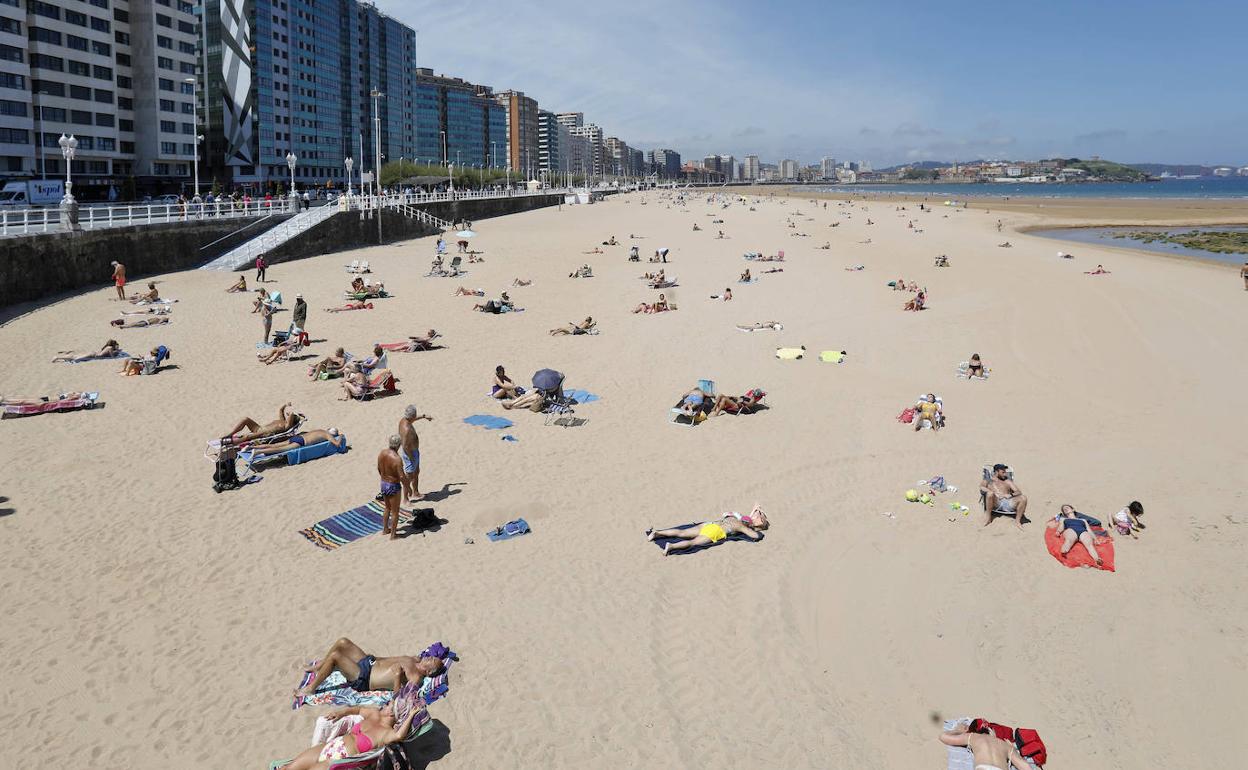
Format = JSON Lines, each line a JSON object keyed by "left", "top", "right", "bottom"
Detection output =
{"left": 632, "top": 293, "right": 676, "bottom": 314}
{"left": 647, "top": 506, "right": 770, "bottom": 556}
{"left": 281, "top": 638, "right": 445, "bottom": 769}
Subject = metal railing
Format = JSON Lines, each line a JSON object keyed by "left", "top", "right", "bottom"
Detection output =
{"left": 201, "top": 203, "right": 339, "bottom": 270}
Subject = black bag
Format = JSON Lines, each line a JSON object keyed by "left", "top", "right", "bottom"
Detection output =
{"left": 213, "top": 451, "right": 241, "bottom": 492}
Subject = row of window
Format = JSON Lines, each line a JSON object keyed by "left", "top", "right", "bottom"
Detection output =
{"left": 28, "top": 26, "right": 114, "bottom": 57}
{"left": 38, "top": 106, "right": 119, "bottom": 128}
{"left": 158, "top": 120, "right": 197, "bottom": 135}
{"left": 33, "top": 132, "right": 117, "bottom": 151}
{"left": 31, "top": 2, "right": 112, "bottom": 33}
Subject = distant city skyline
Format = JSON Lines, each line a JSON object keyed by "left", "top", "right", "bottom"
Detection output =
{"left": 380, "top": 0, "right": 1247, "bottom": 167}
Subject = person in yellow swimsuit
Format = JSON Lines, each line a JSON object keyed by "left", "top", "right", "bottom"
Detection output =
{"left": 646, "top": 507, "right": 770, "bottom": 556}
{"left": 913, "top": 393, "right": 942, "bottom": 432}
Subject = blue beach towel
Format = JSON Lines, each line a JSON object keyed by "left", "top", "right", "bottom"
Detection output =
{"left": 299, "top": 499, "right": 412, "bottom": 551}
{"left": 60, "top": 351, "right": 131, "bottom": 363}
{"left": 487, "top": 518, "right": 530, "bottom": 541}
{"left": 649, "top": 522, "right": 763, "bottom": 555}
{"left": 463, "top": 414, "right": 513, "bottom": 430}
{"left": 562, "top": 388, "right": 600, "bottom": 404}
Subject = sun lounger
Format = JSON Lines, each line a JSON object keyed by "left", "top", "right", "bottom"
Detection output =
{"left": 204, "top": 414, "right": 306, "bottom": 460}
{"left": 238, "top": 433, "right": 349, "bottom": 473}
{"left": 352, "top": 370, "right": 399, "bottom": 400}
{"left": 2, "top": 392, "right": 100, "bottom": 418}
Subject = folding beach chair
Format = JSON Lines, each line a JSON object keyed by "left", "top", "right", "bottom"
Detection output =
{"left": 447, "top": 255, "right": 463, "bottom": 276}
{"left": 238, "top": 432, "right": 348, "bottom": 475}
{"left": 979, "top": 464, "right": 1017, "bottom": 518}
{"left": 352, "top": 370, "right": 399, "bottom": 401}
{"left": 669, "top": 379, "right": 715, "bottom": 427}
{"left": 204, "top": 413, "right": 307, "bottom": 461}
{"left": 345, "top": 259, "right": 360, "bottom": 273}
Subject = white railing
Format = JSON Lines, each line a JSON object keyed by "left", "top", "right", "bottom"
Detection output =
{"left": 200, "top": 203, "right": 340, "bottom": 270}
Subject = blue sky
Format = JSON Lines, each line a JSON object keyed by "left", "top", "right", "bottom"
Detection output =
{"left": 377, "top": 0, "right": 1246, "bottom": 167}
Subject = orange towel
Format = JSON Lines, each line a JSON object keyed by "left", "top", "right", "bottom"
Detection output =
{"left": 1045, "top": 521, "right": 1115, "bottom": 572}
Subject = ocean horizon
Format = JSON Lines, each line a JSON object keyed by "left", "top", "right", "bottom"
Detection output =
{"left": 820, "top": 176, "right": 1248, "bottom": 200}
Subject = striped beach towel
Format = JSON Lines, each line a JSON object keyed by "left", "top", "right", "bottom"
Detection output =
{"left": 292, "top": 651, "right": 455, "bottom": 710}
{"left": 299, "top": 500, "right": 412, "bottom": 551}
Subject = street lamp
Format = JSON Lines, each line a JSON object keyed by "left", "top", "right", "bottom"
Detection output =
{"left": 58, "top": 133, "right": 77, "bottom": 203}
{"left": 184, "top": 77, "right": 201, "bottom": 197}
{"left": 285, "top": 151, "right": 298, "bottom": 209}
{"left": 344, "top": 156, "right": 354, "bottom": 196}
{"left": 491, "top": 141, "right": 497, "bottom": 170}
{"left": 441, "top": 130, "right": 447, "bottom": 166}
{"left": 370, "top": 89, "right": 384, "bottom": 197}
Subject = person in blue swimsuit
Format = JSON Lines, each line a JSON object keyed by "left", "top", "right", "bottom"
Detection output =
{"left": 1057, "top": 504, "right": 1104, "bottom": 566}
{"left": 378, "top": 435, "right": 405, "bottom": 540}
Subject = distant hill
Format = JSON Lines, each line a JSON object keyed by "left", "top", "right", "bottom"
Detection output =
{"left": 1048, "top": 158, "right": 1148, "bottom": 182}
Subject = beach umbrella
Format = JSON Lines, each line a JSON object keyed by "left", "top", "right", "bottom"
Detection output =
{"left": 455, "top": 229, "right": 476, "bottom": 238}
{"left": 532, "top": 368, "right": 564, "bottom": 394}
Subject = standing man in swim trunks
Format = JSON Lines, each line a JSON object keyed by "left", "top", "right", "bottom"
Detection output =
{"left": 296, "top": 637, "right": 445, "bottom": 697}
{"left": 981, "top": 463, "right": 1028, "bottom": 529}
{"left": 378, "top": 435, "right": 404, "bottom": 540}
{"left": 398, "top": 404, "right": 433, "bottom": 503}
{"left": 111, "top": 261, "right": 126, "bottom": 301}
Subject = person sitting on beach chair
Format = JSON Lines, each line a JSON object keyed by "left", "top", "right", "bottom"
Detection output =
{"left": 52, "top": 339, "right": 123, "bottom": 363}
{"left": 277, "top": 701, "right": 422, "bottom": 770}
{"left": 358, "top": 345, "right": 389, "bottom": 374}
{"left": 110, "top": 315, "right": 171, "bottom": 329}
{"left": 711, "top": 388, "right": 765, "bottom": 416}
{"left": 351, "top": 276, "right": 366, "bottom": 293}
{"left": 940, "top": 722, "right": 1033, "bottom": 770}
{"left": 120, "top": 345, "right": 171, "bottom": 375}
{"left": 454, "top": 286, "right": 485, "bottom": 297}
{"left": 1056, "top": 504, "right": 1106, "bottom": 567}
{"left": 226, "top": 275, "right": 247, "bottom": 293}
{"left": 981, "top": 463, "right": 1028, "bottom": 529}
{"left": 308, "top": 348, "right": 348, "bottom": 380}
{"left": 912, "top": 393, "right": 942, "bottom": 431}
{"left": 295, "top": 637, "right": 445, "bottom": 697}
{"left": 569, "top": 264, "right": 593, "bottom": 278}
{"left": 221, "top": 403, "right": 300, "bottom": 445}
{"left": 646, "top": 506, "right": 769, "bottom": 556}
{"left": 380, "top": 330, "right": 441, "bottom": 353}
{"left": 473, "top": 292, "right": 514, "bottom": 314}
{"left": 246, "top": 428, "right": 344, "bottom": 458}
{"left": 549, "top": 317, "right": 596, "bottom": 336}
{"left": 341, "top": 366, "right": 397, "bottom": 400}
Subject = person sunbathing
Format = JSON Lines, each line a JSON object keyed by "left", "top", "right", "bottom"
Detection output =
{"left": 278, "top": 702, "right": 421, "bottom": 770}
{"left": 256, "top": 340, "right": 298, "bottom": 365}
{"left": 472, "top": 293, "right": 513, "bottom": 314}
{"left": 110, "top": 316, "right": 171, "bottom": 328}
{"left": 844, "top": 265, "right": 865, "bottom": 271}
{"left": 692, "top": 223, "right": 701, "bottom": 231}
{"left": 998, "top": 241, "right": 1012, "bottom": 248}
{"left": 1, "top": 392, "right": 89, "bottom": 406}
{"left": 467, "top": 253, "right": 484, "bottom": 263}
{"left": 736, "top": 321, "right": 783, "bottom": 332}
{"left": 512, "top": 278, "right": 532, "bottom": 286}
{"left": 246, "top": 427, "right": 345, "bottom": 457}
{"left": 710, "top": 388, "right": 765, "bottom": 416}
{"left": 501, "top": 389, "right": 546, "bottom": 411}
{"left": 604, "top": 236, "right": 618, "bottom": 245}
{"left": 358, "top": 345, "right": 388, "bottom": 374}
{"left": 934, "top": 254, "right": 950, "bottom": 267}
{"left": 221, "top": 403, "right": 300, "bottom": 445}
{"left": 647, "top": 506, "right": 769, "bottom": 556}
{"left": 818, "top": 242, "right": 831, "bottom": 249}
{"left": 1056, "top": 504, "right": 1105, "bottom": 567}
{"left": 643, "top": 269, "right": 665, "bottom": 281}
{"left": 380, "top": 330, "right": 441, "bottom": 352}
{"left": 632, "top": 293, "right": 674, "bottom": 314}
{"left": 120, "top": 345, "right": 171, "bottom": 375}
{"left": 308, "top": 348, "right": 348, "bottom": 380}
{"left": 549, "top": 317, "right": 595, "bottom": 335}
{"left": 762, "top": 267, "right": 783, "bottom": 274}
{"left": 903, "top": 290, "right": 926, "bottom": 311}
{"left": 913, "top": 393, "right": 942, "bottom": 431}
{"left": 53, "top": 339, "right": 123, "bottom": 362}
{"left": 128, "top": 282, "right": 160, "bottom": 303}
{"left": 492, "top": 365, "right": 523, "bottom": 399}
{"left": 893, "top": 277, "right": 907, "bottom": 291}
{"left": 1086, "top": 264, "right": 1111, "bottom": 275}
{"left": 939, "top": 723, "right": 1033, "bottom": 770}
{"left": 569, "top": 264, "right": 593, "bottom": 278}
{"left": 583, "top": 247, "right": 604, "bottom": 254}
{"left": 226, "top": 275, "right": 248, "bottom": 293}
{"left": 296, "top": 637, "right": 445, "bottom": 697}
{"left": 966, "top": 353, "right": 986, "bottom": 379}
{"left": 981, "top": 463, "right": 1027, "bottom": 528}
{"left": 119, "top": 305, "right": 171, "bottom": 316}
{"left": 454, "top": 286, "right": 485, "bottom": 296}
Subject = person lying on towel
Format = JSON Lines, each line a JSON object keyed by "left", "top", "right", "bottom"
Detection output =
{"left": 939, "top": 722, "right": 1032, "bottom": 770}
{"left": 647, "top": 506, "right": 769, "bottom": 556}
{"left": 296, "top": 637, "right": 444, "bottom": 697}
{"left": 244, "top": 428, "right": 344, "bottom": 458}
{"left": 52, "top": 339, "right": 122, "bottom": 362}
{"left": 1056, "top": 505, "right": 1106, "bottom": 567}
{"left": 1, "top": 391, "right": 89, "bottom": 406}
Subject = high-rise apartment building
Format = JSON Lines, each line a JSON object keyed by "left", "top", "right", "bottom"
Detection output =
{"left": 568, "top": 122, "right": 603, "bottom": 176}
{"left": 605, "top": 136, "right": 631, "bottom": 177}
{"left": 411, "top": 69, "right": 505, "bottom": 170}
{"left": 779, "top": 159, "right": 799, "bottom": 179}
{"left": 820, "top": 156, "right": 838, "bottom": 179}
{"left": 743, "top": 155, "right": 759, "bottom": 180}
{"left": 555, "top": 111, "right": 582, "bottom": 130}
{"left": 0, "top": 0, "right": 201, "bottom": 194}
{"left": 719, "top": 155, "right": 736, "bottom": 181}
{"left": 630, "top": 147, "right": 643, "bottom": 178}
{"left": 537, "top": 109, "right": 571, "bottom": 178}
{"left": 651, "top": 148, "right": 681, "bottom": 178}
{"left": 494, "top": 89, "right": 538, "bottom": 178}
{"left": 203, "top": 0, "right": 417, "bottom": 190}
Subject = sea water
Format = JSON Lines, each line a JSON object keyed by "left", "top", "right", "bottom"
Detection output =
{"left": 1030, "top": 225, "right": 1248, "bottom": 265}
{"left": 820, "top": 176, "right": 1248, "bottom": 200}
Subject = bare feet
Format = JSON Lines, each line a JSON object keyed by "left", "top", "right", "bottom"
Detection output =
{"left": 646, "top": 528, "right": 655, "bottom": 541}
{"left": 663, "top": 543, "right": 671, "bottom": 556}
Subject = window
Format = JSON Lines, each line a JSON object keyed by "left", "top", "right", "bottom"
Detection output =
{"left": 0, "top": 127, "right": 29, "bottom": 144}
{"left": 31, "top": 1, "right": 61, "bottom": 20}
{"left": 65, "top": 10, "right": 87, "bottom": 26}
{"left": 90, "top": 0, "right": 109, "bottom": 7}
{"left": 30, "top": 53, "right": 64, "bottom": 71}
{"left": 0, "top": 18, "right": 20, "bottom": 35}
{"left": 94, "top": 88, "right": 113, "bottom": 103}
{"left": 178, "top": 0, "right": 193, "bottom": 11}
{"left": 179, "top": 62, "right": 195, "bottom": 74}
{"left": 160, "top": 120, "right": 176, "bottom": 132}
{"left": 95, "top": 113, "right": 114, "bottom": 127}
{"left": 160, "top": 141, "right": 177, "bottom": 154}
{"left": 116, "top": 75, "right": 131, "bottom": 88}
{"left": 41, "top": 106, "right": 67, "bottom": 121}
{"left": 30, "top": 79, "right": 60, "bottom": 95}
{"left": 159, "top": 78, "right": 174, "bottom": 91}
{"left": 76, "top": 135, "right": 95, "bottom": 150}
{"left": 121, "top": 141, "right": 135, "bottom": 153}
{"left": 0, "top": 44, "right": 21, "bottom": 63}
{"left": 180, "top": 102, "right": 193, "bottom": 114}
{"left": 68, "top": 60, "right": 89, "bottom": 76}
{"left": 41, "top": 132, "right": 61, "bottom": 147}
{"left": 153, "top": 162, "right": 170, "bottom": 175}
{"left": 91, "top": 40, "right": 111, "bottom": 56}
{"left": 179, "top": 81, "right": 193, "bottom": 95}
{"left": 181, "top": 122, "right": 193, "bottom": 134}
{"left": 114, "top": 8, "right": 129, "bottom": 22}
{"left": 177, "top": 41, "right": 195, "bottom": 54}
{"left": 117, "top": 96, "right": 132, "bottom": 109}
{"left": 178, "top": 21, "right": 194, "bottom": 34}
{"left": 66, "top": 34, "right": 89, "bottom": 51}
{"left": 157, "top": 55, "right": 173, "bottom": 69}
{"left": 29, "top": 26, "right": 61, "bottom": 44}
{"left": 156, "top": 14, "right": 171, "bottom": 27}
{"left": 114, "top": 31, "right": 129, "bottom": 45}
{"left": 90, "top": 17, "right": 110, "bottom": 33}
{"left": 157, "top": 35, "right": 171, "bottom": 49}
{"left": 115, "top": 52, "right": 130, "bottom": 66}
{"left": 181, "top": 142, "right": 194, "bottom": 154}
{"left": 159, "top": 98, "right": 175, "bottom": 112}
{"left": 93, "top": 65, "right": 112, "bottom": 79}
{"left": 119, "top": 119, "right": 133, "bottom": 132}
{"left": 70, "top": 84, "right": 91, "bottom": 99}
{"left": 71, "top": 109, "right": 93, "bottom": 125}
{"left": 0, "top": 100, "right": 28, "bottom": 117}
{"left": 97, "top": 137, "right": 115, "bottom": 151}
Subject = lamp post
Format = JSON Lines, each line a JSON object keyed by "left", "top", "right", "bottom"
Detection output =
{"left": 183, "top": 77, "right": 201, "bottom": 197}
{"left": 344, "top": 156, "right": 354, "bottom": 197}
{"left": 58, "top": 133, "right": 78, "bottom": 204}
{"left": 370, "top": 89, "right": 384, "bottom": 197}
{"left": 441, "top": 130, "right": 447, "bottom": 166}
{"left": 491, "top": 141, "right": 497, "bottom": 171}
{"left": 285, "top": 151, "right": 298, "bottom": 210}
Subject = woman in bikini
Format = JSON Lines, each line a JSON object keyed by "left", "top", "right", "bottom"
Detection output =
{"left": 52, "top": 339, "right": 123, "bottom": 362}
{"left": 120, "top": 345, "right": 171, "bottom": 375}
{"left": 939, "top": 723, "right": 1033, "bottom": 770}
{"left": 1056, "top": 504, "right": 1105, "bottom": 566}
{"left": 913, "top": 394, "right": 942, "bottom": 431}
{"left": 276, "top": 701, "right": 421, "bottom": 769}
{"left": 967, "top": 353, "right": 985, "bottom": 379}
{"left": 226, "top": 275, "right": 247, "bottom": 292}
{"left": 492, "top": 365, "right": 522, "bottom": 399}
{"left": 647, "top": 506, "right": 769, "bottom": 556}
{"left": 549, "top": 317, "right": 595, "bottom": 335}
{"left": 110, "top": 316, "right": 171, "bottom": 329}
{"left": 710, "top": 388, "right": 765, "bottom": 416}
{"left": 454, "top": 286, "right": 484, "bottom": 296}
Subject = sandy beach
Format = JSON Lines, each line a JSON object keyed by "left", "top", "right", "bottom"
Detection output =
{"left": 0, "top": 191, "right": 1245, "bottom": 768}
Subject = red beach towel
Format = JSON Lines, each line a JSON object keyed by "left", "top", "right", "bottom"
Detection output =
{"left": 896, "top": 407, "right": 916, "bottom": 423}
{"left": 1045, "top": 521, "right": 1115, "bottom": 572}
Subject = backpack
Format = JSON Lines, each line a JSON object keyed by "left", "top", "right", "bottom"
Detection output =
{"left": 1014, "top": 727, "right": 1047, "bottom": 767}
{"left": 969, "top": 718, "right": 1014, "bottom": 742}
{"left": 213, "top": 451, "right": 241, "bottom": 492}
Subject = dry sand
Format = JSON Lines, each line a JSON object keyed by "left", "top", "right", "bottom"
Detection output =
{"left": 0, "top": 192, "right": 1245, "bottom": 768}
